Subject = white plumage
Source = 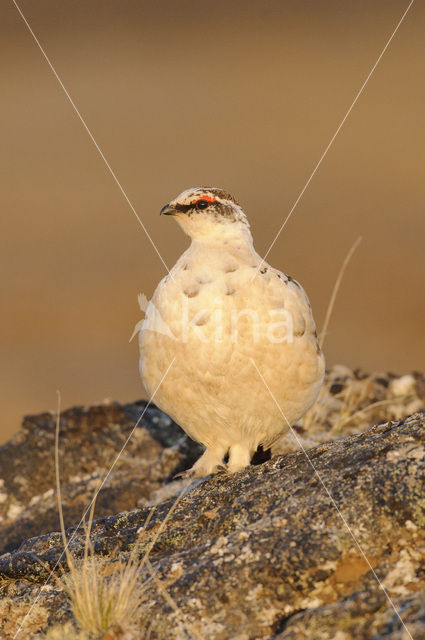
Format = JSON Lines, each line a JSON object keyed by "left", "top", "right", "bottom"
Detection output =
{"left": 139, "top": 187, "right": 325, "bottom": 475}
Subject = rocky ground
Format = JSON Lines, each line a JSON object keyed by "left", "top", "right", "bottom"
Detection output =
{"left": 0, "top": 367, "right": 424, "bottom": 640}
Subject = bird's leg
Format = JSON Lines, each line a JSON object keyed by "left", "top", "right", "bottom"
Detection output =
{"left": 227, "top": 443, "right": 253, "bottom": 473}
{"left": 189, "top": 446, "right": 227, "bottom": 477}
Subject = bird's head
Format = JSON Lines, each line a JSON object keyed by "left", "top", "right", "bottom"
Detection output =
{"left": 160, "top": 187, "right": 251, "bottom": 243}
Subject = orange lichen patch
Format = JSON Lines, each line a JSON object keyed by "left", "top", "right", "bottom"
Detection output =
{"left": 203, "top": 508, "right": 219, "bottom": 520}
{"left": 407, "top": 581, "right": 425, "bottom": 592}
{"left": 99, "top": 624, "right": 125, "bottom": 640}
{"left": 333, "top": 553, "right": 378, "bottom": 587}
{"left": 139, "top": 521, "right": 161, "bottom": 538}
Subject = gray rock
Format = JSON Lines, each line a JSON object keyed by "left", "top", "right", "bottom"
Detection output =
{"left": 0, "top": 400, "right": 202, "bottom": 556}
{"left": 1, "top": 409, "right": 424, "bottom": 639}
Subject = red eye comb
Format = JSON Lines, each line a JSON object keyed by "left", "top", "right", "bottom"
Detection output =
{"left": 193, "top": 195, "right": 216, "bottom": 204}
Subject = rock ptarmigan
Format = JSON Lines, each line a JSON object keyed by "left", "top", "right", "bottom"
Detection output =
{"left": 139, "top": 187, "right": 325, "bottom": 475}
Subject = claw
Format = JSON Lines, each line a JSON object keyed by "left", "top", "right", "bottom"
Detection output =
{"left": 216, "top": 464, "right": 228, "bottom": 474}
{"left": 173, "top": 468, "right": 195, "bottom": 480}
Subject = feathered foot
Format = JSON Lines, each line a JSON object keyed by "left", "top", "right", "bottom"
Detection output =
{"left": 183, "top": 446, "right": 227, "bottom": 478}
{"left": 227, "top": 444, "right": 253, "bottom": 473}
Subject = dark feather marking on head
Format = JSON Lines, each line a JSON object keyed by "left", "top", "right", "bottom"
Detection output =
{"left": 175, "top": 193, "right": 247, "bottom": 224}
{"left": 174, "top": 202, "right": 192, "bottom": 213}
{"left": 199, "top": 187, "right": 240, "bottom": 206}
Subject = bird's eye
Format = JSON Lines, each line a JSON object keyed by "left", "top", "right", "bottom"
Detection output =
{"left": 194, "top": 199, "right": 209, "bottom": 210}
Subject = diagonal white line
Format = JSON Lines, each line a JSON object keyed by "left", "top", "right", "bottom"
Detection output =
{"left": 13, "top": 357, "right": 176, "bottom": 639}
{"left": 11, "top": 0, "right": 172, "bottom": 277}
{"left": 254, "top": 0, "right": 415, "bottom": 279}
{"left": 250, "top": 357, "right": 414, "bottom": 640}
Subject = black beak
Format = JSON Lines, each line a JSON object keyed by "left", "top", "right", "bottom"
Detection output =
{"left": 160, "top": 203, "right": 176, "bottom": 216}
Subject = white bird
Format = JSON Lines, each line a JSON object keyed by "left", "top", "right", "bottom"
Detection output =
{"left": 139, "top": 188, "right": 325, "bottom": 476}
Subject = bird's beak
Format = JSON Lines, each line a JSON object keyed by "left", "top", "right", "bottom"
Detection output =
{"left": 160, "top": 203, "right": 176, "bottom": 216}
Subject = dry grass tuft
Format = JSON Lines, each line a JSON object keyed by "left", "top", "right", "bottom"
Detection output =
{"left": 302, "top": 366, "right": 424, "bottom": 437}
{"left": 54, "top": 392, "right": 150, "bottom": 636}
{"left": 53, "top": 392, "right": 202, "bottom": 639}
{"left": 319, "top": 236, "right": 362, "bottom": 350}
{"left": 58, "top": 548, "right": 148, "bottom": 635}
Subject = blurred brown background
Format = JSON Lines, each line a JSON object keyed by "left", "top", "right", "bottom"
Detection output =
{"left": 1, "top": 0, "right": 424, "bottom": 444}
